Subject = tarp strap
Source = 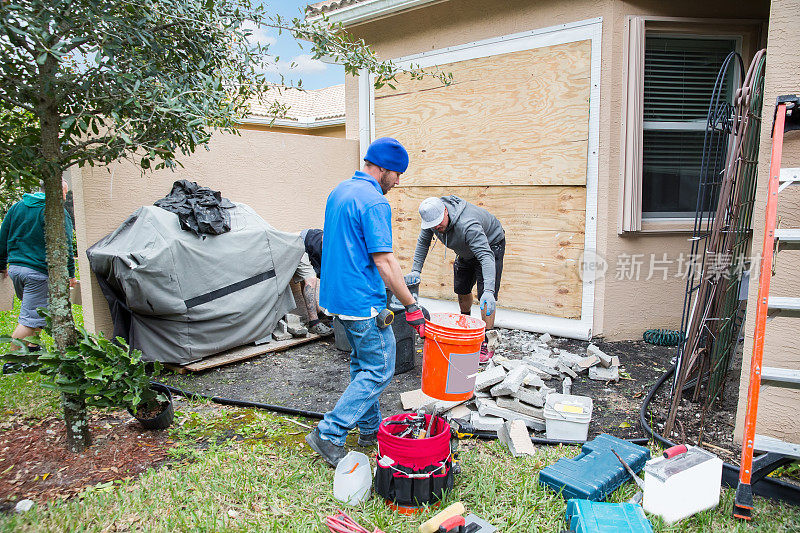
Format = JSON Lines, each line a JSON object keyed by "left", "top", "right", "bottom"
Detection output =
{"left": 185, "top": 269, "right": 276, "bottom": 308}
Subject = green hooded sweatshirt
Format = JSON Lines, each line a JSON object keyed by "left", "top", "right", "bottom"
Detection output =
{"left": 0, "top": 192, "right": 74, "bottom": 277}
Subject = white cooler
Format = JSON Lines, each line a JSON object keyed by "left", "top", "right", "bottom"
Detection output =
{"left": 643, "top": 446, "right": 723, "bottom": 523}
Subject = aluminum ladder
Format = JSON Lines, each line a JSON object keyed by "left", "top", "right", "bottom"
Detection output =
{"left": 734, "top": 95, "right": 800, "bottom": 520}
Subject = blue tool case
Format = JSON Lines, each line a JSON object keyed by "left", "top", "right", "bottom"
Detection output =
{"left": 538, "top": 434, "right": 650, "bottom": 501}
{"left": 565, "top": 499, "right": 653, "bottom": 533}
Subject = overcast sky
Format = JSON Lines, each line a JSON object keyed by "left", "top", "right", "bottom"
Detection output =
{"left": 254, "top": 1, "right": 346, "bottom": 90}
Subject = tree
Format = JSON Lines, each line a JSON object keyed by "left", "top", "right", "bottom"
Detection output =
{"left": 0, "top": 0, "right": 449, "bottom": 452}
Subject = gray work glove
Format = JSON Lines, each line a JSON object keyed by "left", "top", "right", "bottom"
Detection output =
{"left": 404, "top": 270, "right": 421, "bottom": 285}
{"left": 480, "top": 291, "right": 496, "bottom": 317}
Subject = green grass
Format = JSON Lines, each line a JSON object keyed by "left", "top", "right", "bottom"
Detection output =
{"left": 1, "top": 306, "right": 798, "bottom": 531}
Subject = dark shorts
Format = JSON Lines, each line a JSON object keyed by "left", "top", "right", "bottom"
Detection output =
{"left": 453, "top": 239, "right": 505, "bottom": 299}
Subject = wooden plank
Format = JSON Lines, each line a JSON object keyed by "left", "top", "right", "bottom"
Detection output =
{"left": 170, "top": 334, "right": 323, "bottom": 373}
{"left": 0, "top": 275, "right": 14, "bottom": 312}
{"left": 375, "top": 40, "right": 591, "bottom": 187}
{"left": 389, "top": 186, "right": 585, "bottom": 318}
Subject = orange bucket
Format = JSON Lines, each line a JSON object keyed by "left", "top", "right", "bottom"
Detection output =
{"left": 421, "top": 313, "right": 486, "bottom": 401}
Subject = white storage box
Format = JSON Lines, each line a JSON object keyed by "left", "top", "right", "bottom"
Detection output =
{"left": 543, "top": 393, "right": 593, "bottom": 441}
{"left": 643, "top": 446, "right": 722, "bottom": 523}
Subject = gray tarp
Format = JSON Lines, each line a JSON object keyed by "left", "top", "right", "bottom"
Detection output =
{"left": 87, "top": 204, "right": 304, "bottom": 365}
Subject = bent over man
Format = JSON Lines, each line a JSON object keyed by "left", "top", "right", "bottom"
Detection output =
{"left": 306, "top": 137, "right": 425, "bottom": 467}
{"left": 406, "top": 195, "right": 505, "bottom": 363}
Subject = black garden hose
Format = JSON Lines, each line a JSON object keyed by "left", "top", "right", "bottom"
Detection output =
{"left": 638, "top": 365, "right": 800, "bottom": 506}
{"left": 158, "top": 382, "right": 649, "bottom": 447}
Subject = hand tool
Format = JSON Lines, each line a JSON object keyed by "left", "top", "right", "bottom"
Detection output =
{"left": 662, "top": 444, "right": 688, "bottom": 459}
{"left": 611, "top": 448, "right": 645, "bottom": 504}
{"left": 437, "top": 515, "right": 465, "bottom": 533}
{"left": 418, "top": 502, "right": 466, "bottom": 533}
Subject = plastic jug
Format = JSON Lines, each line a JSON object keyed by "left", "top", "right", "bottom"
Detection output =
{"left": 333, "top": 451, "right": 372, "bottom": 505}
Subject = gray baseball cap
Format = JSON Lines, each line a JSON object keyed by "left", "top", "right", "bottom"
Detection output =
{"left": 419, "top": 197, "right": 446, "bottom": 229}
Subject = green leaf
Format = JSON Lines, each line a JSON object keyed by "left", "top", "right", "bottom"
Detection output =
{"left": 36, "top": 52, "right": 48, "bottom": 65}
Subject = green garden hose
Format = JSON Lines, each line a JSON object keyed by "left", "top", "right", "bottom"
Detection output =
{"left": 642, "top": 329, "right": 685, "bottom": 346}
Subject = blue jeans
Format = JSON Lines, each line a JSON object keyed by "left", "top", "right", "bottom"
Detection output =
{"left": 317, "top": 317, "right": 396, "bottom": 446}
{"left": 8, "top": 265, "right": 49, "bottom": 329}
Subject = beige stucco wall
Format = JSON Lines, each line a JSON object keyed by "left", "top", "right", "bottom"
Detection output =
{"left": 342, "top": 0, "right": 768, "bottom": 340}
{"left": 734, "top": 0, "right": 800, "bottom": 445}
{"left": 74, "top": 129, "right": 359, "bottom": 336}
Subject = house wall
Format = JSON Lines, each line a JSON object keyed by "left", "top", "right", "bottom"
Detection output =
{"left": 238, "top": 122, "right": 346, "bottom": 138}
{"left": 73, "top": 129, "right": 360, "bottom": 336}
{"left": 734, "top": 0, "right": 800, "bottom": 445}
{"left": 342, "top": 0, "right": 768, "bottom": 340}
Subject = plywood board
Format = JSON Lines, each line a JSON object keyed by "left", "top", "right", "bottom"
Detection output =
{"left": 389, "top": 186, "right": 585, "bottom": 318}
{"left": 168, "top": 334, "right": 322, "bottom": 374}
{"left": 375, "top": 40, "right": 591, "bottom": 187}
{"left": 0, "top": 276, "right": 14, "bottom": 312}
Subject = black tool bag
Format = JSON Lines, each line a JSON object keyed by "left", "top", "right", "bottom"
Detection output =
{"left": 374, "top": 459, "right": 454, "bottom": 506}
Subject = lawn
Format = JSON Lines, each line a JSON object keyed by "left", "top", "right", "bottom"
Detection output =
{"left": 0, "top": 305, "right": 798, "bottom": 532}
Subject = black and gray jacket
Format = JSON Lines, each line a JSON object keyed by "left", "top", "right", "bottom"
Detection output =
{"left": 411, "top": 195, "right": 505, "bottom": 294}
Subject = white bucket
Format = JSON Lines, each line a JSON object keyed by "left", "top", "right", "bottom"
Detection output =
{"left": 543, "top": 393, "right": 593, "bottom": 441}
{"left": 333, "top": 451, "right": 372, "bottom": 505}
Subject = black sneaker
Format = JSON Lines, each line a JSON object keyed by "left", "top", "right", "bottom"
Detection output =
{"left": 357, "top": 432, "right": 377, "bottom": 447}
{"left": 305, "top": 428, "right": 347, "bottom": 467}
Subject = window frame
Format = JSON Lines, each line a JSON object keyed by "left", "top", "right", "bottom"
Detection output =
{"left": 618, "top": 17, "right": 762, "bottom": 234}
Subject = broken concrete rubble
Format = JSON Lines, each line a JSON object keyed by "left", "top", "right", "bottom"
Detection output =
{"left": 589, "top": 364, "right": 620, "bottom": 382}
{"left": 562, "top": 377, "right": 572, "bottom": 395}
{"left": 470, "top": 412, "right": 504, "bottom": 432}
{"left": 539, "top": 332, "right": 552, "bottom": 344}
{"left": 497, "top": 396, "right": 545, "bottom": 419}
{"left": 587, "top": 343, "right": 613, "bottom": 368}
{"left": 576, "top": 354, "right": 600, "bottom": 372}
{"left": 400, "top": 389, "right": 465, "bottom": 412}
{"left": 522, "top": 373, "right": 545, "bottom": 388}
{"left": 557, "top": 363, "right": 578, "bottom": 379}
{"left": 512, "top": 386, "right": 545, "bottom": 408}
{"left": 489, "top": 365, "right": 529, "bottom": 396}
{"left": 474, "top": 365, "right": 506, "bottom": 391}
{"left": 476, "top": 398, "right": 545, "bottom": 431}
{"left": 498, "top": 419, "right": 536, "bottom": 457}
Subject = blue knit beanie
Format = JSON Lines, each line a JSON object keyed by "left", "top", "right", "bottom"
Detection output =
{"left": 364, "top": 137, "right": 409, "bottom": 173}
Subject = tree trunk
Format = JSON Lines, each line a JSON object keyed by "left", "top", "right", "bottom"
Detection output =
{"left": 38, "top": 55, "right": 87, "bottom": 451}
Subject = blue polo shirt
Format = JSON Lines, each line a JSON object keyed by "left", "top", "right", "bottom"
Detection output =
{"left": 320, "top": 171, "right": 393, "bottom": 316}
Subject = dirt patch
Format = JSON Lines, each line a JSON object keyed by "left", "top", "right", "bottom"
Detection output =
{"left": 163, "top": 331, "right": 678, "bottom": 441}
{"left": 0, "top": 411, "right": 173, "bottom": 511}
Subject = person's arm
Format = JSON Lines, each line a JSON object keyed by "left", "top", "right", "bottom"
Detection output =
{"left": 410, "top": 228, "right": 434, "bottom": 274}
{"left": 373, "top": 252, "right": 415, "bottom": 306}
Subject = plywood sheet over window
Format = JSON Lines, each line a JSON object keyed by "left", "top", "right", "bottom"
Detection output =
{"left": 390, "top": 186, "right": 585, "bottom": 318}
{"left": 375, "top": 40, "right": 591, "bottom": 319}
{"left": 375, "top": 40, "right": 591, "bottom": 187}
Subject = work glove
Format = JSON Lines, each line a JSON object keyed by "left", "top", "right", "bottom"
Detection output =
{"left": 404, "top": 270, "right": 421, "bottom": 286}
{"left": 405, "top": 302, "right": 428, "bottom": 338}
{"left": 480, "top": 291, "right": 496, "bottom": 317}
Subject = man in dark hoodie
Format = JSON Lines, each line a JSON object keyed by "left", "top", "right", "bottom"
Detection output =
{"left": 0, "top": 182, "right": 75, "bottom": 350}
{"left": 406, "top": 196, "right": 505, "bottom": 362}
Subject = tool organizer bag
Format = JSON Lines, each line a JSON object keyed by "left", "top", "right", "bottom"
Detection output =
{"left": 374, "top": 413, "right": 453, "bottom": 506}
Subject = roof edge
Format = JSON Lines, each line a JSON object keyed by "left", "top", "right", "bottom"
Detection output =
{"left": 237, "top": 116, "right": 345, "bottom": 129}
{"left": 306, "top": 0, "right": 446, "bottom": 27}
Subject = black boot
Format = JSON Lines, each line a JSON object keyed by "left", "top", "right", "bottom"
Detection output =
{"left": 305, "top": 428, "right": 347, "bottom": 467}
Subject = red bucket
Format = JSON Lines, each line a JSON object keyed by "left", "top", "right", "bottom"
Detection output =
{"left": 421, "top": 313, "right": 485, "bottom": 401}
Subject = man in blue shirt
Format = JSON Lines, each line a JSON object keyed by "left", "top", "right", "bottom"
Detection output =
{"left": 306, "top": 138, "right": 426, "bottom": 467}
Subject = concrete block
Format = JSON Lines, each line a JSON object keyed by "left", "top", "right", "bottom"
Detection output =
{"left": 447, "top": 403, "right": 473, "bottom": 420}
{"left": 489, "top": 365, "right": 529, "bottom": 396}
{"left": 562, "top": 377, "right": 572, "bottom": 395}
{"left": 475, "top": 390, "right": 490, "bottom": 398}
{"left": 470, "top": 412, "right": 504, "bottom": 432}
{"left": 576, "top": 354, "right": 600, "bottom": 372}
{"left": 474, "top": 365, "right": 506, "bottom": 391}
{"left": 497, "top": 396, "right": 545, "bottom": 419}
{"left": 587, "top": 344, "right": 613, "bottom": 368}
{"left": 589, "top": 364, "right": 620, "bottom": 382}
{"left": 557, "top": 351, "right": 584, "bottom": 367}
{"left": 523, "top": 373, "right": 545, "bottom": 388}
{"left": 557, "top": 363, "right": 578, "bottom": 379}
{"left": 539, "top": 385, "right": 556, "bottom": 398}
{"left": 498, "top": 358, "right": 525, "bottom": 372}
{"left": 476, "top": 398, "right": 545, "bottom": 431}
{"left": 513, "top": 386, "right": 545, "bottom": 408}
{"left": 486, "top": 329, "right": 501, "bottom": 351}
{"left": 611, "top": 356, "right": 620, "bottom": 367}
{"left": 523, "top": 364, "right": 554, "bottom": 380}
{"left": 272, "top": 319, "right": 292, "bottom": 341}
{"left": 498, "top": 419, "right": 536, "bottom": 457}
{"left": 539, "top": 332, "right": 552, "bottom": 344}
